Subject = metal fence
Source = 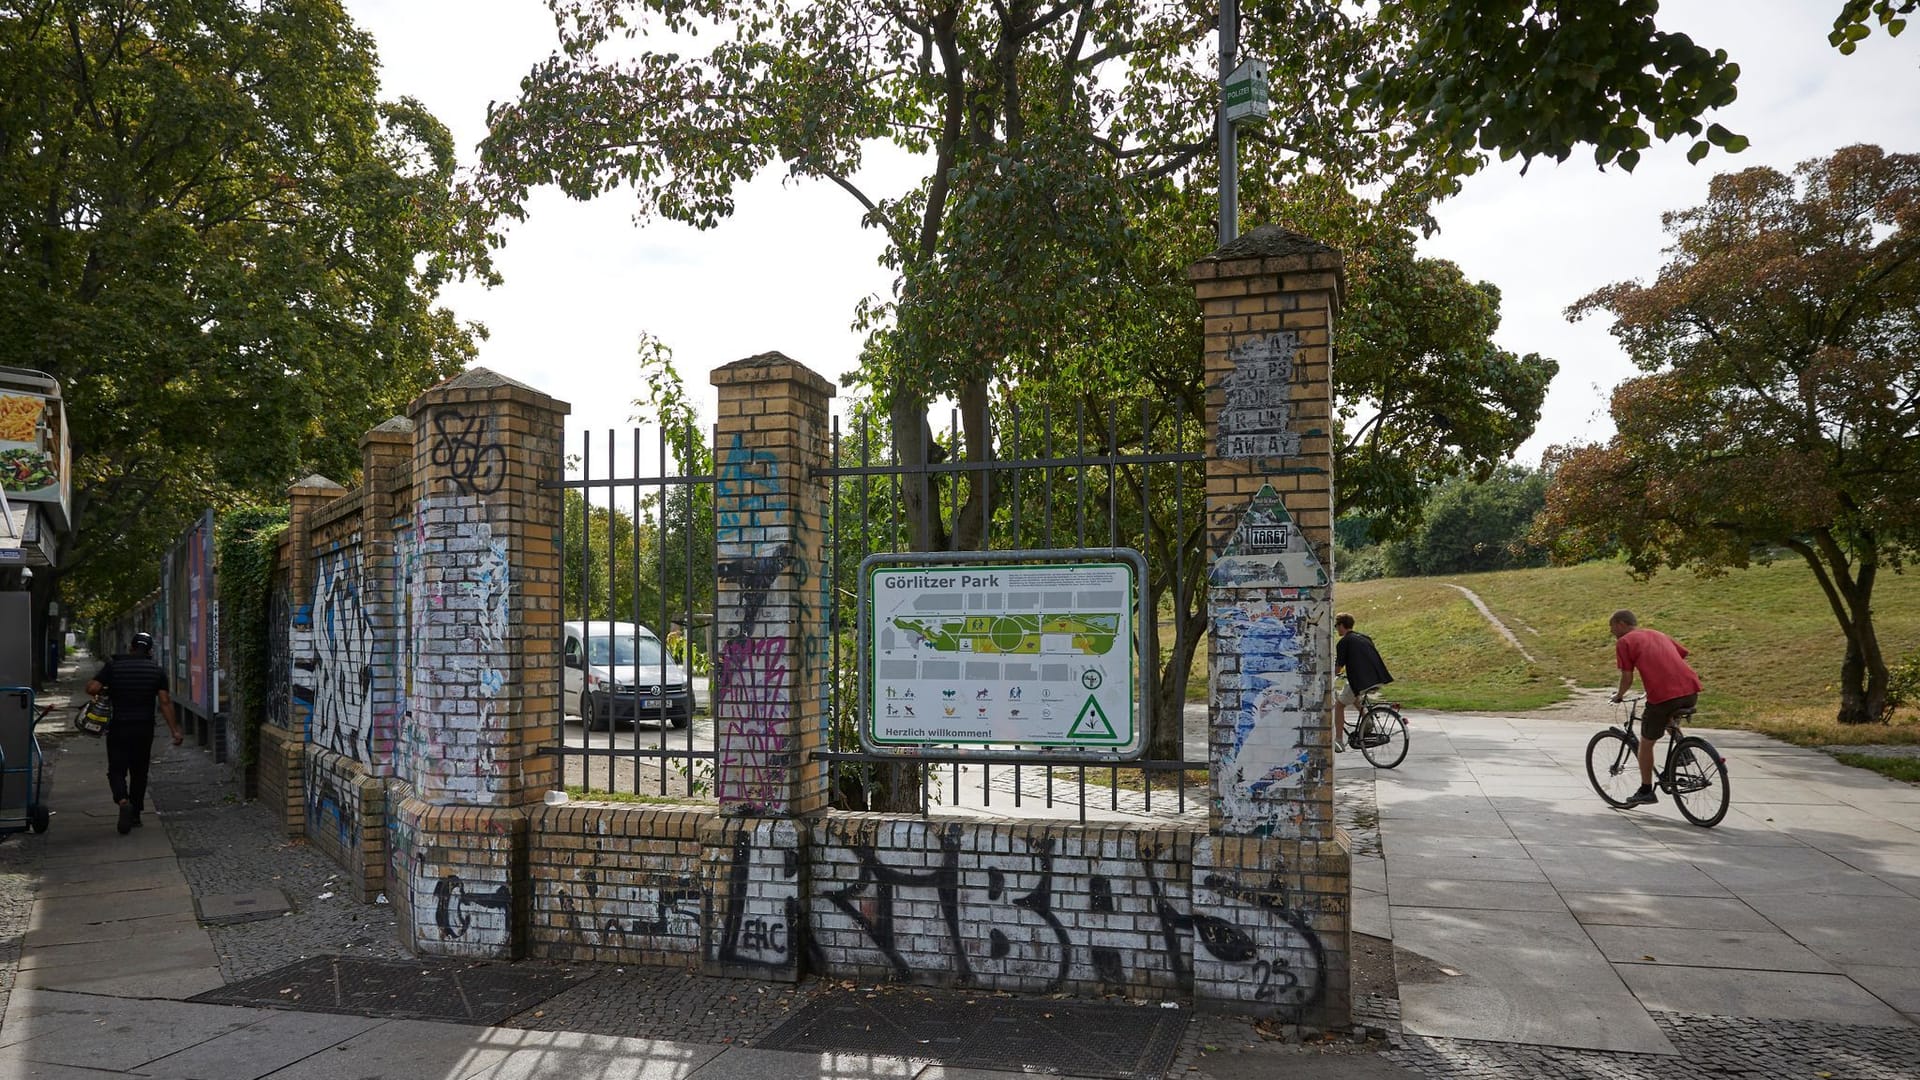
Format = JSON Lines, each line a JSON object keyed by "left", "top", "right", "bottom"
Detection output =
{"left": 549, "top": 395, "right": 1213, "bottom": 821}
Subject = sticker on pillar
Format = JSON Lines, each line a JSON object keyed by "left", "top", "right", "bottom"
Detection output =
{"left": 1209, "top": 485, "right": 1326, "bottom": 588}
{"left": 1211, "top": 599, "right": 1329, "bottom": 830}
{"left": 1218, "top": 333, "right": 1302, "bottom": 460}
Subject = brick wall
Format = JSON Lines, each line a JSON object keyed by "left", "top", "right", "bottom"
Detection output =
{"left": 388, "top": 790, "right": 527, "bottom": 958}
{"left": 303, "top": 746, "right": 386, "bottom": 902}
{"left": 256, "top": 722, "right": 303, "bottom": 838}
{"left": 528, "top": 803, "right": 713, "bottom": 966}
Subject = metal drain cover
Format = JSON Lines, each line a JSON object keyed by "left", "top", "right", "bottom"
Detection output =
{"left": 755, "top": 988, "right": 1189, "bottom": 1079}
{"left": 195, "top": 889, "right": 292, "bottom": 925}
{"left": 190, "top": 955, "right": 588, "bottom": 1025}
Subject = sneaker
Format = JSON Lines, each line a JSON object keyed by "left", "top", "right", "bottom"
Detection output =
{"left": 116, "top": 801, "right": 135, "bottom": 835}
{"left": 131, "top": 812, "right": 143, "bottom": 828}
{"left": 1623, "top": 787, "right": 1659, "bottom": 808}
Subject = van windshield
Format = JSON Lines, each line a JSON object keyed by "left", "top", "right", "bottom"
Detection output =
{"left": 587, "top": 634, "right": 666, "bottom": 668}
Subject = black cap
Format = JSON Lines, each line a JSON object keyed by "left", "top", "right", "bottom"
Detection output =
{"left": 131, "top": 631, "right": 154, "bottom": 652}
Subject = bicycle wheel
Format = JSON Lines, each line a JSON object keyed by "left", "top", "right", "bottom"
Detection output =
{"left": 1586, "top": 729, "right": 1640, "bottom": 808}
{"left": 1668, "top": 736, "right": 1730, "bottom": 828}
{"left": 1358, "top": 706, "right": 1409, "bottom": 769}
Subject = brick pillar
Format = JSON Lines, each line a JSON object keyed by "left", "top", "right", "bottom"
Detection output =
{"left": 359, "top": 417, "right": 413, "bottom": 776}
{"left": 1190, "top": 225, "right": 1351, "bottom": 1027}
{"left": 388, "top": 367, "right": 569, "bottom": 959}
{"left": 701, "top": 352, "right": 834, "bottom": 981}
{"left": 284, "top": 475, "right": 345, "bottom": 756}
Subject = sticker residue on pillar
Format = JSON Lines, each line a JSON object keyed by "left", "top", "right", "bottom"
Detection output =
{"left": 1209, "top": 485, "right": 1326, "bottom": 588}
{"left": 1211, "top": 598, "right": 1329, "bottom": 830}
{"left": 1218, "top": 332, "right": 1302, "bottom": 460}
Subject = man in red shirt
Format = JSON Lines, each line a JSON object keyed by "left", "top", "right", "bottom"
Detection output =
{"left": 1608, "top": 609, "right": 1702, "bottom": 807}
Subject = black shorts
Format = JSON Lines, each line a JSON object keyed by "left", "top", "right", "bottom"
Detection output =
{"left": 1642, "top": 694, "right": 1697, "bottom": 741}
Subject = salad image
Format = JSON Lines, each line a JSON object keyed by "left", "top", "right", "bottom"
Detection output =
{"left": 0, "top": 447, "right": 57, "bottom": 492}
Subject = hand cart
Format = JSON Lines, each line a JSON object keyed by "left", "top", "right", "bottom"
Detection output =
{"left": 0, "top": 686, "right": 52, "bottom": 839}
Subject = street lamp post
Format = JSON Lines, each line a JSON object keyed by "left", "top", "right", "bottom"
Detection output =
{"left": 1218, "top": 0, "right": 1239, "bottom": 246}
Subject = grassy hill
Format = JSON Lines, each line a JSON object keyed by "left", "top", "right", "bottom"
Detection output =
{"left": 1339, "top": 560, "right": 1920, "bottom": 746}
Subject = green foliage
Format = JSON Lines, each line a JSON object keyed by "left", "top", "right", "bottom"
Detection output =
{"left": 1831, "top": 1, "right": 1915, "bottom": 53}
{"left": 1337, "top": 467, "right": 1550, "bottom": 579}
{"left": 0, "top": 2, "right": 489, "bottom": 622}
{"left": 1356, "top": 0, "right": 1745, "bottom": 173}
{"left": 1831, "top": 753, "right": 1920, "bottom": 784}
{"left": 1886, "top": 652, "right": 1920, "bottom": 722}
{"left": 214, "top": 505, "right": 288, "bottom": 767}
{"left": 1542, "top": 145, "right": 1920, "bottom": 724}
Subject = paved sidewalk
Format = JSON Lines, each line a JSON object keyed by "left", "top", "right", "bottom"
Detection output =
{"left": 1348, "top": 710, "right": 1920, "bottom": 1065}
{"left": 0, "top": 660, "right": 1388, "bottom": 1080}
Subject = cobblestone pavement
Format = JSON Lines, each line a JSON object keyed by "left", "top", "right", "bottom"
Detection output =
{"left": 0, "top": 758, "right": 50, "bottom": 1022}
{"left": 143, "top": 736, "right": 407, "bottom": 981}
{"left": 1389, "top": 1012, "right": 1920, "bottom": 1078}
{"left": 505, "top": 961, "right": 827, "bottom": 1044}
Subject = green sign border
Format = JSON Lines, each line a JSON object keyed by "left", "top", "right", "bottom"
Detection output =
{"left": 864, "top": 559, "right": 1139, "bottom": 750}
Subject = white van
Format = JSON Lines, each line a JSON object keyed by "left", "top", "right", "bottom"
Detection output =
{"left": 562, "top": 620, "right": 695, "bottom": 730}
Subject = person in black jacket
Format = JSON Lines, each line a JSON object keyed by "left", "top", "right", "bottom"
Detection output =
{"left": 85, "top": 632, "right": 184, "bottom": 835}
{"left": 1334, "top": 613, "right": 1393, "bottom": 749}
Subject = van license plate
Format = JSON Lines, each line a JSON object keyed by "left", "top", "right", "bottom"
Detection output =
{"left": 640, "top": 698, "right": 663, "bottom": 710}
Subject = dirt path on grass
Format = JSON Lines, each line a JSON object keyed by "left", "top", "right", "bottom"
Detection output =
{"left": 1440, "top": 581, "right": 1621, "bottom": 721}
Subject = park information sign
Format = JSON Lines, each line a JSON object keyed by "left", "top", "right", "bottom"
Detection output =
{"left": 859, "top": 551, "right": 1147, "bottom": 760}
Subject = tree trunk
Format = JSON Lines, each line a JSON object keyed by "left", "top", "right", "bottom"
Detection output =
{"left": 1795, "top": 534, "right": 1891, "bottom": 725}
{"left": 890, "top": 388, "right": 943, "bottom": 553}
{"left": 952, "top": 375, "right": 992, "bottom": 551}
{"left": 1836, "top": 607, "right": 1892, "bottom": 724}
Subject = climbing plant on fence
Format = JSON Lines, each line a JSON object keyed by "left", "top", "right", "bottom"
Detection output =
{"left": 216, "top": 506, "right": 289, "bottom": 766}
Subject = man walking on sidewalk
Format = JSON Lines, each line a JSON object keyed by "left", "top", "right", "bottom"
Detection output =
{"left": 85, "top": 631, "right": 184, "bottom": 834}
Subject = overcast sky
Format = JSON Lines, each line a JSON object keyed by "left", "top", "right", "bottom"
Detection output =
{"left": 344, "top": 0, "right": 1920, "bottom": 478}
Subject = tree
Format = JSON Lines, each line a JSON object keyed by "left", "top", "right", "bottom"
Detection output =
{"left": 1538, "top": 145, "right": 1920, "bottom": 724}
{"left": 0, "top": 1, "right": 489, "bottom": 670}
{"left": 477, "top": 0, "right": 1503, "bottom": 552}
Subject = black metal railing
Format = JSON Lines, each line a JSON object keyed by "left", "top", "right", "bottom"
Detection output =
{"left": 544, "top": 394, "right": 1214, "bottom": 821}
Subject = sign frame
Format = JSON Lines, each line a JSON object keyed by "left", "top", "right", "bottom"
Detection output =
{"left": 857, "top": 548, "right": 1151, "bottom": 762}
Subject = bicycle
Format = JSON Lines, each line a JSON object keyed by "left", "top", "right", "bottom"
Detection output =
{"left": 1337, "top": 687, "right": 1408, "bottom": 769}
{"left": 1585, "top": 695, "right": 1730, "bottom": 827}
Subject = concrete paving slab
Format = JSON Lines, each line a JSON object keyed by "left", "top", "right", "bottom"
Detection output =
{"left": 1353, "top": 892, "right": 1391, "bottom": 939}
{"left": 1617, "top": 964, "right": 1912, "bottom": 1027}
{"left": 462, "top": 1032, "right": 725, "bottom": 1080}
{"left": 33, "top": 872, "right": 191, "bottom": 900}
{"left": 1386, "top": 879, "right": 1566, "bottom": 912}
{"left": 1382, "top": 834, "right": 1531, "bottom": 859}
{"left": 1739, "top": 892, "right": 1920, "bottom": 968}
{"left": 252, "top": 1018, "right": 521, "bottom": 1080}
{"left": 1520, "top": 845, "right": 1735, "bottom": 897}
{"left": 1392, "top": 906, "right": 1674, "bottom": 1054}
{"left": 18, "top": 926, "right": 217, "bottom": 972}
{"left": 135, "top": 1010, "right": 386, "bottom": 1080}
{"left": 1839, "top": 964, "right": 1920, "bottom": 1021}
{"left": 1691, "top": 846, "right": 1907, "bottom": 897}
{"left": 1500, "top": 812, "right": 1649, "bottom": 847}
{"left": 195, "top": 888, "right": 293, "bottom": 925}
{"left": 24, "top": 909, "right": 202, "bottom": 949}
{"left": 1587, "top": 924, "right": 1838, "bottom": 973}
{"left": 1561, "top": 892, "right": 1775, "bottom": 932}
{"left": 16, "top": 955, "right": 226, "bottom": 999}
{"left": 34, "top": 854, "right": 179, "bottom": 885}
{"left": 0, "top": 1052, "right": 128, "bottom": 1079}
{"left": 0, "top": 993, "right": 261, "bottom": 1071}
{"left": 1384, "top": 853, "right": 1547, "bottom": 884}
{"left": 28, "top": 884, "right": 194, "bottom": 930}
{"left": 685, "top": 1047, "right": 927, "bottom": 1080}
{"left": 1379, "top": 813, "right": 1517, "bottom": 840}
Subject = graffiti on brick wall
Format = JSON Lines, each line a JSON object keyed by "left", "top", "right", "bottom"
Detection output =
{"left": 713, "top": 429, "right": 803, "bottom": 813}
{"left": 553, "top": 867, "right": 703, "bottom": 949}
{"left": 267, "top": 578, "right": 292, "bottom": 730}
{"left": 435, "top": 873, "right": 514, "bottom": 941}
{"left": 429, "top": 408, "right": 506, "bottom": 496}
{"left": 707, "top": 822, "right": 802, "bottom": 975}
{"left": 1189, "top": 840, "right": 1331, "bottom": 1012}
{"left": 305, "top": 759, "right": 356, "bottom": 854}
{"left": 401, "top": 502, "right": 512, "bottom": 804}
{"left": 809, "top": 823, "right": 1324, "bottom": 1011}
{"left": 298, "top": 543, "right": 383, "bottom": 763}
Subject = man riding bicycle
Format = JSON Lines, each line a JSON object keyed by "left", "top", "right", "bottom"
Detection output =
{"left": 1335, "top": 612, "right": 1393, "bottom": 749}
{"left": 1607, "top": 609, "right": 1701, "bottom": 808}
